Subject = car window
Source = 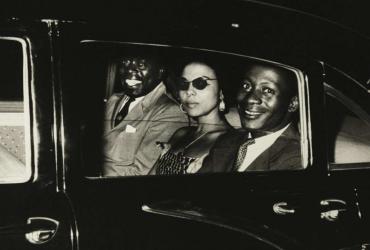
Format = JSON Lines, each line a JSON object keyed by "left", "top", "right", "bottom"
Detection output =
{"left": 79, "top": 42, "right": 308, "bottom": 178}
{"left": 325, "top": 84, "right": 370, "bottom": 169}
{"left": 0, "top": 38, "right": 31, "bottom": 183}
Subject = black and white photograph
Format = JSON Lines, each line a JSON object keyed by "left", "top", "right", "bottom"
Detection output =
{"left": 0, "top": 0, "right": 370, "bottom": 249}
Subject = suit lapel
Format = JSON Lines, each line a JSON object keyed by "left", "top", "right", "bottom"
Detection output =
{"left": 246, "top": 148, "right": 271, "bottom": 171}
{"left": 123, "top": 99, "right": 144, "bottom": 124}
{"left": 111, "top": 83, "right": 166, "bottom": 130}
{"left": 245, "top": 124, "right": 299, "bottom": 171}
{"left": 123, "top": 82, "right": 165, "bottom": 125}
{"left": 224, "top": 131, "right": 250, "bottom": 172}
{"left": 199, "top": 130, "right": 250, "bottom": 173}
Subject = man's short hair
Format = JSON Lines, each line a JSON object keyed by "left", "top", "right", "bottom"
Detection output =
{"left": 244, "top": 61, "right": 298, "bottom": 98}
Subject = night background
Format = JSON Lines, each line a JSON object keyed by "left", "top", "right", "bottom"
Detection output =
{"left": 1, "top": 0, "right": 370, "bottom": 38}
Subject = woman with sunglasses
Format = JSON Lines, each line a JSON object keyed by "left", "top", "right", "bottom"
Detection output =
{"left": 150, "top": 61, "right": 232, "bottom": 175}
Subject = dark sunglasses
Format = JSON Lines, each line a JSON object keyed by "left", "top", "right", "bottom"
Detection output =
{"left": 177, "top": 76, "right": 217, "bottom": 91}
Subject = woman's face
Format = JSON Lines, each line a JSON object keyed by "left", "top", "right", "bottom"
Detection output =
{"left": 179, "top": 62, "right": 219, "bottom": 118}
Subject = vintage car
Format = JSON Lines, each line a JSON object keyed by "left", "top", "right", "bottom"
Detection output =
{"left": 0, "top": 1, "right": 369, "bottom": 249}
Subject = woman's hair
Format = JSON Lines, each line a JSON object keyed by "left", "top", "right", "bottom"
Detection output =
{"left": 166, "top": 54, "right": 227, "bottom": 101}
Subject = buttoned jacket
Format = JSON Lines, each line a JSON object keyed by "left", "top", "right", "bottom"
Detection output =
{"left": 199, "top": 124, "right": 302, "bottom": 173}
{"left": 103, "top": 83, "right": 189, "bottom": 176}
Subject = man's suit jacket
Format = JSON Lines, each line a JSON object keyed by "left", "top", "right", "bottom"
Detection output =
{"left": 103, "top": 83, "right": 189, "bottom": 176}
{"left": 199, "top": 124, "right": 302, "bottom": 173}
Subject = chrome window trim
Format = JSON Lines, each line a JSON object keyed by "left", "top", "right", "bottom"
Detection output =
{"left": 324, "top": 83, "right": 370, "bottom": 171}
{"left": 0, "top": 37, "right": 32, "bottom": 183}
{"left": 81, "top": 41, "right": 310, "bottom": 179}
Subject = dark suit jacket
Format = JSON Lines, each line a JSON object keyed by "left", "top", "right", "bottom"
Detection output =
{"left": 199, "top": 124, "right": 302, "bottom": 173}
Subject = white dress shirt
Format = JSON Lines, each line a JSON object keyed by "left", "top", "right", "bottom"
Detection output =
{"left": 237, "top": 124, "right": 290, "bottom": 171}
{"left": 117, "top": 83, "right": 165, "bottom": 114}
{"left": 117, "top": 96, "right": 144, "bottom": 114}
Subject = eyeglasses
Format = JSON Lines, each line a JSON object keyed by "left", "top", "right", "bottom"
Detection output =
{"left": 177, "top": 76, "right": 217, "bottom": 91}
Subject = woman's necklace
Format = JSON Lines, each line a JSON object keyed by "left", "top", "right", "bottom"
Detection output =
{"left": 183, "top": 131, "right": 209, "bottom": 150}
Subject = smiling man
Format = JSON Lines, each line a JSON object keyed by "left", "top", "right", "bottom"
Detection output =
{"left": 103, "top": 55, "right": 188, "bottom": 176}
{"left": 199, "top": 62, "right": 302, "bottom": 172}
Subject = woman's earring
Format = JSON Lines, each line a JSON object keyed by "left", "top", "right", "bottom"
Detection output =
{"left": 219, "top": 91, "right": 226, "bottom": 112}
{"left": 180, "top": 103, "right": 187, "bottom": 113}
{"left": 288, "top": 103, "right": 295, "bottom": 112}
{"left": 288, "top": 96, "right": 298, "bottom": 112}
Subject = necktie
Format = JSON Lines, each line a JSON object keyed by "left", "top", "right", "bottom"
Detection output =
{"left": 234, "top": 138, "right": 255, "bottom": 169}
{"left": 114, "top": 97, "right": 135, "bottom": 127}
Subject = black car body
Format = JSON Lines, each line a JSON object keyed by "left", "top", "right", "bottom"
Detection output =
{"left": 0, "top": 1, "right": 370, "bottom": 249}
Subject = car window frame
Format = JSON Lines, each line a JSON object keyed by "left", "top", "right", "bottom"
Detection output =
{"left": 324, "top": 83, "right": 370, "bottom": 171}
{"left": 79, "top": 40, "right": 312, "bottom": 179}
{"left": 0, "top": 36, "right": 32, "bottom": 184}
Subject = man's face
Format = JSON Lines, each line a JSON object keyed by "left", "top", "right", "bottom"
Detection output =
{"left": 237, "top": 65, "right": 296, "bottom": 133}
{"left": 119, "top": 57, "right": 163, "bottom": 97}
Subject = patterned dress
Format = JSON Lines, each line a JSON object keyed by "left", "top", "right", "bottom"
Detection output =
{"left": 153, "top": 143, "right": 206, "bottom": 175}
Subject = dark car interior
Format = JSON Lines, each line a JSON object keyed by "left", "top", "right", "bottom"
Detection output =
{"left": 326, "top": 91, "right": 370, "bottom": 165}
{"left": 1, "top": 39, "right": 369, "bottom": 181}
{"left": 79, "top": 42, "right": 308, "bottom": 177}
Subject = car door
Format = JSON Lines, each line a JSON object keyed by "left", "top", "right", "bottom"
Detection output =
{"left": 55, "top": 23, "right": 328, "bottom": 249}
{"left": 0, "top": 21, "right": 76, "bottom": 250}
{"left": 313, "top": 65, "right": 370, "bottom": 250}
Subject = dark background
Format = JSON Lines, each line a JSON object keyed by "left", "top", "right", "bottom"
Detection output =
{"left": 258, "top": 0, "right": 370, "bottom": 37}
{"left": 2, "top": 0, "right": 370, "bottom": 38}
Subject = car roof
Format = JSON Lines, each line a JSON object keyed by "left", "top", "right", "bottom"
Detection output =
{"left": 2, "top": 0, "right": 370, "bottom": 87}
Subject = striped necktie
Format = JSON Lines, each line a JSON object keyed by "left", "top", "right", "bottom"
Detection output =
{"left": 234, "top": 138, "right": 255, "bottom": 169}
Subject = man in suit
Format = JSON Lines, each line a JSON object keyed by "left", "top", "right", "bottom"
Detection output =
{"left": 103, "top": 55, "right": 188, "bottom": 176}
{"left": 199, "top": 62, "right": 301, "bottom": 172}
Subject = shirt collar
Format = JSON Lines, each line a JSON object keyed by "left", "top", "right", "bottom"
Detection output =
{"left": 253, "top": 123, "right": 291, "bottom": 143}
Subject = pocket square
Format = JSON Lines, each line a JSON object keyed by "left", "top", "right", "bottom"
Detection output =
{"left": 125, "top": 124, "right": 137, "bottom": 133}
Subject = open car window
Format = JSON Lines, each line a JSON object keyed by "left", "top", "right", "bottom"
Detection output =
{"left": 79, "top": 42, "right": 308, "bottom": 177}
{"left": 0, "top": 38, "right": 31, "bottom": 183}
{"left": 325, "top": 84, "right": 370, "bottom": 170}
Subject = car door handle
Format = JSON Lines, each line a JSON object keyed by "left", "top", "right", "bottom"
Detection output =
{"left": 320, "top": 199, "right": 347, "bottom": 222}
{"left": 273, "top": 202, "right": 295, "bottom": 215}
{"left": 0, "top": 217, "right": 59, "bottom": 244}
{"left": 25, "top": 217, "right": 59, "bottom": 244}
